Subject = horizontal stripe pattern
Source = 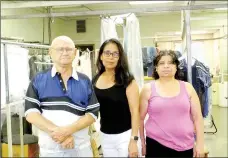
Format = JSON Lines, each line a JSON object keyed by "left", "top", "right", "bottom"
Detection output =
{"left": 40, "top": 105, "right": 85, "bottom": 116}
{"left": 25, "top": 96, "right": 40, "bottom": 106}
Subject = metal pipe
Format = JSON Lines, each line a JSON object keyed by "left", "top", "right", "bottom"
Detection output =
{"left": 1, "top": 40, "right": 50, "bottom": 48}
{"left": 1, "top": 1, "right": 117, "bottom": 9}
{"left": 1, "top": 3, "right": 227, "bottom": 19}
{"left": 42, "top": 17, "right": 45, "bottom": 45}
{"left": 1, "top": 37, "right": 24, "bottom": 41}
{"left": 156, "top": 34, "right": 227, "bottom": 42}
{"left": 42, "top": 11, "right": 46, "bottom": 70}
{"left": 47, "top": 7, "right": 52, "bottom": 45}
{"left": 186, "top": 10, "right": 192, "bottom": 83}
{"left": 1, "top": 100, "right": 25, "bottom": 110}
{"left": 181, "top": 11, "right": 186, "bottom": 40}
{"left": 19, "top": 102, "right": 24, "bottom": 157}
{"left": 3, "top": 44, "right": 13, "bottom": 157}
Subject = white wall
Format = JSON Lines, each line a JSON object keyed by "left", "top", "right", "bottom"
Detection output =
{"left": 1, "top": 8, "right": 50, "bottom": 44}
{"left": 51, "top": 18, "right": 101, "bottom": 48}
{"left": 156, "top": 34, "right": 214, "bottom": 71}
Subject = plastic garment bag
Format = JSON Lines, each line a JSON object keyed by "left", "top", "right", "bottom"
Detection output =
{"left": 73, "top": 50, "right": 92, "bottom": 80}
{"left": 100, "top": 18, "right": 119, "bottom": 45}
{"left": 124, "top": 14, "right": 144, "bottom": 89}
{"left": 1, "top": 44, "right": 29, "bottom": 106}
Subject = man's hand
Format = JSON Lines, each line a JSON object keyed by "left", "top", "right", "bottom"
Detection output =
{"left": 49, "top": 127, "right": 70, "bottom": 143}
{"left": 61, "top": 135, "right": 75, "bottom": 149}
{"left": 128, "top": 140, "right": 138, "bottom": 157}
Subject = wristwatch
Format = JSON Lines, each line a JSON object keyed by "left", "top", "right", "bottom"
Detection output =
{"left": 131, "top": 136, "right": 139, "bottom": 141}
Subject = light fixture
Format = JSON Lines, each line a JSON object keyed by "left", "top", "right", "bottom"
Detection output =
{"left": 175, "top": 30, "right": 208, "bottom": 35}
{"left": 129, "top": 1, "right": 173, "bottom": 5}
{"left": 175, "top": 32, "right": 181, "bottom": 35}
{"left": 192, "top": 30, "right": 208, "bottom": 34}
{"left": 214, "top": 8, "right": 228, "bottom": 11}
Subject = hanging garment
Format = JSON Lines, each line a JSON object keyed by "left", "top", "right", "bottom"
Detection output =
{"left": 29, "top": 53, "right": 52, "bottom": 80}
{"left": 147, "top": 47, "right": 157, "bottom": 77}
{"left": 179, "top": 59, "right": 188, "bottom": 82}
{"left": 100, "top": 18, "right": 118, "bottom": 45}
{"left": 29, "top": 55, "right": 42, "bottom": 80}
{"left": 42, "top": 55, "right": 52, "bottom": 70}
{"left": 142, "top": 47, "right": 157, "bottom": 77}
{"left": 2, "top": 45, "right": 30, "bottom": 103}
{"left": 124, "top": 13, "right": 144, "bottom": 89}
{"left": 74, "top": 51, "right": 92, "bottom": 80}
{"left": 142, "top": 47, "right": 148, "bottom": 76}
{"left": 179, "top": 59, "right": 211, "bottom": 117}
{"left": 175, "top": 51, "right": 182, "bottom": 58}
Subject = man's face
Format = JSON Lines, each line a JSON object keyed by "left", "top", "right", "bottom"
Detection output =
{"left": 49, "top": 40, "right": 76, "bottom": 67}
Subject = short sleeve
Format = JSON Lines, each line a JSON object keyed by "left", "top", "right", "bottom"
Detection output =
{"left": 24, "top": 79, "right": 42, "bottom": 117}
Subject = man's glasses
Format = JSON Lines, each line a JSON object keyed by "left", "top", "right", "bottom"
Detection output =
{"left": 51, "top": 47, "right": 74, "bottom": 53}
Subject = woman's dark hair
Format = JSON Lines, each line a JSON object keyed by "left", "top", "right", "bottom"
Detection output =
{"left": 152, "top": 50, "right": 182, "bottom": 80}
{"left": 95, "top": 38, "right": 134, "bottom": 87}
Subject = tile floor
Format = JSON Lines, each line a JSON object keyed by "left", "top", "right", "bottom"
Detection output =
{"left": 204, "top": 105, "right": 228, "bottom": 157}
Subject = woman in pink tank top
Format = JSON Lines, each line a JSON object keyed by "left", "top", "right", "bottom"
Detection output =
{"left": 139, "top": 50, "right": 204, "bottom": 157}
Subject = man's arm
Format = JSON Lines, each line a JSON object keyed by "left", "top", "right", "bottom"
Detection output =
{"left": 25, "top": 80, "right": 57, "bottom": 134}
{"left": 26, "top": 113, "right": 57, "bottom": 134}
{"left": 26, "top": 79, "right": 74, "bottom": 148}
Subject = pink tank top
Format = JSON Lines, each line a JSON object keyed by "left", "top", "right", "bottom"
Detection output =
{"left": 145, "top": 80, "right": 194, "bottom": 151}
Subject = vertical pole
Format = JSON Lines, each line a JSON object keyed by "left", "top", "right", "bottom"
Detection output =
{"left": 19, "top": 103, "right": 24, "bottom": 157}
{"left": 4, "top": 44, "right": 13, "bottom": 157}
{"left": 185, "top": 10, "right": 192, "bottom": 84}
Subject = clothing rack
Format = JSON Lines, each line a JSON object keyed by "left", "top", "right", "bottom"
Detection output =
{"left": 204, "top": 115, "right": 218, "bottom": 134}
{"left": 1, "top": 99, "right": 25, "bottom": 157}
{"left": 23, "top": 46, "right": 49, "bottom": 50}
{"left": 1, "top": 40, "right": 50, "bottom": 157}
{"left": 79, "top": 48, "right": 93, "bottom": 56}
{"left": 205, "top": 73, "right": 217, "bottom": 134}
{"left": 205, "top": 74, "right": 218, "bottom": 134}
{"left": 181, "top": 8, "right": 217, "bottom": 136}
{"left": 34, "top": 61, "right": 53, "bottom": 65}
{"left": 28, "top": 49, "right": 49, "bottom": 56}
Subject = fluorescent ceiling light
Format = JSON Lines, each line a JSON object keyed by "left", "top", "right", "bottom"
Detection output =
{"left": 175, "top": 30, "right": 208, "bottom": 35}
{"left": 215, "top": 7, "right": 228, "bottom": 10}
{"left": 129, "top": 1, "right": 173, "bottom": 5}
{"left": 192, "top": 30, "right": 208, "bottom": 34}
{"left": 175, "top": 32, "right": 182, "bottom": 35}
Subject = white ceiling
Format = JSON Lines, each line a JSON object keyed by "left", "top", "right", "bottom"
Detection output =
{"left": 2, "top": 1, "right": 227, "bottom": 19}
{"left": 1, "top": 1, "right": 227, "bottom": 11}
{"left": 1, "top": 1, "right": 227, "bottom": 36}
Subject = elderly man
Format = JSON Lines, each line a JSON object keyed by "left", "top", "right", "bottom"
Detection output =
{"left": 24, "top": 36, "right": 99, "bottom": 157}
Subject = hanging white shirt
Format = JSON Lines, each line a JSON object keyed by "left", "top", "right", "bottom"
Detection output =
{"left": 1, "top": 44, "right": 29, "bottom": 107}
{"left": 72, "top": 51, "right": 92, "bottom": 80}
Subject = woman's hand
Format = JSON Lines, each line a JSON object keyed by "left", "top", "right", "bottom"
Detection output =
{"left": 141, "top": 142, "right": 146, "bottom": 156}
{"left": 128, "top": 140, "right": 138, "bottom": 157}
{"left": 193, "top": 143, "right": 204, "bottom": 157}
